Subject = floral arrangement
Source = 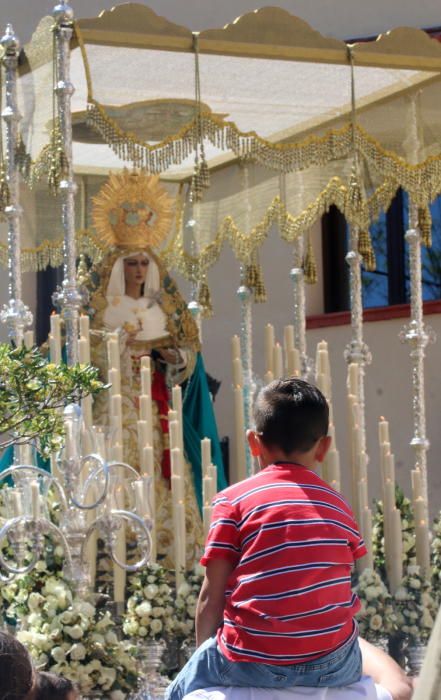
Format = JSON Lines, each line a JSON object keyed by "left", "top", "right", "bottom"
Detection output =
{"left": 1, "top": 559, "right": 137, "bottom": 698}
{"left": 372, "top": 487, "right": 416, "bottom": 580}
{"left": 355, "top": 568, "right": 397, "bottom": 642}
{"left": 393, "top": 565, "right": 437, "bottom": 642}
{"left": 174, "top": 564, "right": 204, "bottom": 640}
{"left": 123, "top": 563, "right": 175, "bottom": 640}
{"left": 430, "top": 512, "right": 441, "bottom": 601}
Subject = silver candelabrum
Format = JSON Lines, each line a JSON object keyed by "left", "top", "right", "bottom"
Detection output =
{"left": 0, "top": 404, "right": 153, "bottom": 596}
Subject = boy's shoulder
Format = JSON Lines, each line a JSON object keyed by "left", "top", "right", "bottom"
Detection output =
{"left": 215, "top": 470, "right": 267, "bottom": 503}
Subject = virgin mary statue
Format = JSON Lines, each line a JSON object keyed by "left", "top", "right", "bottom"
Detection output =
{"left": 86, "top": 170, "right": 226, "bottom": 567}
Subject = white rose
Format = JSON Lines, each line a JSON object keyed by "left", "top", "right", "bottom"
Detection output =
{"left": 65, "top": 624, "right": 83, "bottom": 640}
{"left": 394, "top": 588, "right": 408, "bottom": 601}
{"left": 369, "top": 615, "right": 383, "bottom": 631}
{"left": 51, "top": 646, "right": 66, "bottom": 663}
{"left": 60, "top": 611, "right": 73, "bottom": 625}
{"left": 138, "top": 626, "right": 147, "bottom": 637}
{"left": 90, "top": 633, "right": 105, "bottom": 645}
{"left": 28, "top": 592, "right": 44, "bottom": 611}
{"left": 98, "top": 666, "right": 117, "bottom": 690}
{"left": 407, "top": 565, "right": 420, "bottom": 576}
{"left": 105, "top": 631, "right": 118, "bottom": 645}
{"left": 177, "top": 582, "right": 191, "bottom": 597}
{"left": 144, "top": 584, "right": 159, "bottom": 599}
{"left": 123, "top": 619, "right": 139, "bottom": 636}
{"left": 150, "top": 619, "right": 162, "bottom": 634}
{"left": 70, "top": 643, "right": 87, "bottom": 661}
{"left": 151, "top": 607, "right": 165, "bottom": 618}
{"left": 409, "top": 578, "right": 421, "bottom": 589}
{"left": 75, "top": 601, "right": 95, "bottom": 619}
{"left": 110, "top": 691, "right": 126, "bottom": 700}
{"left": 136, "top": 601, "right": 152, "bottom": 617}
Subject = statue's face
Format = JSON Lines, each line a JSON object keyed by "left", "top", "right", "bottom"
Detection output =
{"left": 123, "top": 254, "right": 149, "bottom": 288}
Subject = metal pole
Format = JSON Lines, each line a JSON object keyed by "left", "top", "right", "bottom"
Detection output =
{"left": 0, "top": 25, "right": 32, "bottom": 344}
{"left": 52, "top": 1, "right": 82, "bottom": 365}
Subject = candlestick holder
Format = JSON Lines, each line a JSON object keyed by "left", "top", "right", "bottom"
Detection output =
{"left": 0, "top": 404, "right": 153, "bottom": 597}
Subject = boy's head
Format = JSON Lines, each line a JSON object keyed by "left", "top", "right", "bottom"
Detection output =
{"left": 249, "top": 378, "right": 329, "bottom": 464}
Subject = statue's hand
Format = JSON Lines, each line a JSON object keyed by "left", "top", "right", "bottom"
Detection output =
{"left": 157, "top": 347, "right": 182, "bottom": 365}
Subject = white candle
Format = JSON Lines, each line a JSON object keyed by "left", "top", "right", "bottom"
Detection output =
{"left": 79, "top": 315, "right": 90, "bottom": 338}
{"left": 141, "top": 445, "right": 154, "bottom": 477}
{"left": 317, "top": 349, "right": 328, "bottom": 377}
{"left": 171, "top": 474, "right": 185, "bottom": 503}
{"left": 141, "top": 355, "right": 150, "bottom": 370}
{"left": 264, "top": 324, "right": 275, "bottom": 373}
{"left": 378, "top": 417, "right": 390, "bottom": 445}
{"left": 284, "top": 325, "right": 295, "bottom": 353}
{"left": 231, "top": 335, "right": 241, "bottom": 362}
{"left": 411, "top": 469, "right": 423, "bottom": 501}
{"left": 175, "top": 501, "right": 186, "bottom": 585}
{"left": 325, "top": 448, "right": 340, "bottom": 491}
{"left": 169, "top": 420, "right": 180, "bottom": 450}
{"left": 361, "top": 507, "right": 374, "bottom": 570}
{"left": 201, "top": 438, "right": 211, "bottom": 475}
{"left": 78, "top": 337, "right": 90, "bottom": 365}
{"left": 203, "top": 475, "right": 214, "bottom": 506}
{"left": 141, "top": 367, "right": 152, "bottom": 396}
{"left": 233, "top": 385, "right": 247, "bottom": 483}
{"left": 232, "top": 357, "right": 243, "bottom": 387}
{"left": 358, "top": 478, "right": 368, "bottom": 513}
{"left": 273, "top": 343, "right": 283, "bottom": 378}
{"left": 107, "top": 335, "right": 120, "bottom": 370}
{"left": 139, "top": 395, "right": 153, "bottom": 445}
{"left": 108, "top": 368, "right": 121, "bottom": 396}
{"left": 94, "top": 430, "right": 107, "bottom": 460}
{"left": 203, "top": 505, "right": 212, "bottom": 539}
{"left": 171, "top": 447, "right": 183, "bottom": 478}
{"left": 112, "top": 481, "right": 126, "bottom": 603}
{"left": 49, "top": 334, "right": 62, "bottom": 365}
{"left": 389, "top": 508, "right": 403, "bottom": 592}
{"left": 264, "top": 370, "right": 274, "bottom": 386}
{"left": 31, "top": 481, "right": 40, "bottom": 519}
{"left": 86, "top": 482, "right": 98, "bottom": 587}
{"left": 134, "top": 480, "right": 148, "bottom": 518}
{"left": 111, "top": 442, "right": 124, "bottom": 462}
{"left": 286, "top": 348, "right": 300, "bottom": 377}
{"left": 24, "top": 330, "right": 34, "bottom": 349}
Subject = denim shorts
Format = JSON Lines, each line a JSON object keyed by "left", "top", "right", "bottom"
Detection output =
{"left": 165, "top": 633, "right": 362, "bottom": 700}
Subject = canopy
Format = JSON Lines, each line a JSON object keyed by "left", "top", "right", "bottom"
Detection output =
{"left": 2, "top": 5, "right": 441, "bottom": 276}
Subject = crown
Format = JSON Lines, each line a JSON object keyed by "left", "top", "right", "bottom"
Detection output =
{"left": 92, "top": 169, "right": 175, "bottom": 249}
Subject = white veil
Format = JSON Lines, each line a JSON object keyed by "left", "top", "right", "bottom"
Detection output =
{"left": 106, "top": 251, "right": 160, "bottom": 299}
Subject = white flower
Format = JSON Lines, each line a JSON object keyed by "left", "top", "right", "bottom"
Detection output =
{"left": 151, "top": 606, "right": 165, "bottom": 618}
{"left": 407, "top": 565, "right": 420, "bottom": 576}
{"left": 105, "top": 631, "right": 118, "bottom": 645}
{"left": 150, "top": 619, "right": 162, "bottom": 634}
{"left": 98, "top": 666, "right": 117, "bottom": 690}
{"left": 123, "top": 619, "right": 139, "bottom": 636}
{"left": 110, "top": 691, "right": 126, "bottom": 700}
{"left": 409, "top": 578, "right": 421, "bottom": 589}
{"left": 28, "top": 592, "right": 44, "bottom": 611}
{"left": 394, "top": 587, "right": 409, "bottom": 601}
{"left": 70, "top": 643, "right": 87, "bottom": 661}
{"left": 135, "top": 601, "right": 152, "bottom": 617}
{"left": 65, "top": 624, "right": 83, "bottom": 640}
{"left": 90, "top": 633, "right": 105, "bottom": 645}
{"left": 144, "top": 584, "right": 159, "bottom": 599}
{"left": 51, "top": 646, "right": 66, "bottom": 663}
{"left": 177, "top": 582, "right": 191, "bottom": 597}
{"left": 75, "top": 601, "right": 95, "bottom": 618}
{"left": 369, "top": 615, "right": 383, "bottom": 631}
{"left": 138, "top": 626, "right": 147, "bottom": 637}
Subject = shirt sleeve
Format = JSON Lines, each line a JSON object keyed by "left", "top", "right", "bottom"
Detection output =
{"left": 348, "top": 513, "right": 368, "bottom": 561}
{"left": 200, "top": 496, "right": 241, "bottom": 567}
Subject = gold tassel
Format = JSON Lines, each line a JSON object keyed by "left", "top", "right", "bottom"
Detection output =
{"left": 190, "top": 159, "right": 210, "bottom": 202}
{"left": 48, "top": 122, "right": 69, "bottom": 195}
{"left": 253, "top": 264, "right": 267, "bottom": 303}
{"left": 245, "top": 263, "right": 258, "bottom": 289}
{"left": 198, "top": 279, "right": 213, "bottom": 318}
{"left": 418, "top": 206, "right": 432, "bottom": 247}
{"left": 303, "top": 234, "right": 318, "bottom": 284}
{"left": 358, "top": 229, "right": 376, "bottom": 272}
{"left": 348, "top": 166, "right": 364, "bottom": 212}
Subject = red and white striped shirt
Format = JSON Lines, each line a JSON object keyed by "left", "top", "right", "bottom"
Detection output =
{"left": 201, "top": 463, "right": 367, "bottom": 665}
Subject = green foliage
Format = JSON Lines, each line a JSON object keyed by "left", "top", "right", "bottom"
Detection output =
{"left": 0, "top": 344, "right": 104, "bottom": 457}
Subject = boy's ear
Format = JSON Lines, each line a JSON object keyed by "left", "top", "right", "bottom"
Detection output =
{"left": 315, "top": 435, "right": 332, "bottom": 463}
{"left": 247, "top": 430, "right": 262, "bottom": 457}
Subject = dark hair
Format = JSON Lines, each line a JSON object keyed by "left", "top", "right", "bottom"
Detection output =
{"left": 0, "top": 631, "right": 34, "bottom": 700}
{"left": 254, "top": 378, "right": 329, "bottom": 454}
{"left": 33, "top": 673, "right": 75, "bottom": 700}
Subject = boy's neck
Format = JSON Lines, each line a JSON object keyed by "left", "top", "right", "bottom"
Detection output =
{"left": 259, "top": 450, "right": 317, "bottom": 471}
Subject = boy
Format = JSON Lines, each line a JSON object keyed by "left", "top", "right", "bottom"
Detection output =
{"left": 166, "top": 378, "right": 366, "bottom": 700}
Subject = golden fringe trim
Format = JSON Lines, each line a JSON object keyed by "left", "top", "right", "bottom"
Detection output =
{"left": 358, "top": 230, "right": 377, "bottom": 272}
{"left": 0, "top": 176, "right": 398, "bottom": 277}
{"left": 303, "top": 232, "right": 318, "bottom": 284}
{"left": 418, "top": 206, "right": 432, "bottom": 248}
{"left": 197, "top": 277, "right": 213, "bottom": 318}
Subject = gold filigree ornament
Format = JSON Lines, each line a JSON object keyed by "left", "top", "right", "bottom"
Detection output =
{"left": 92, "top": 169, "right": 175, "bottom": 250}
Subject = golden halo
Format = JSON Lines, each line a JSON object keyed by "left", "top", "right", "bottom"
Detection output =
{"left": 92, "top": 169, "right": 175, "bottom": 249}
